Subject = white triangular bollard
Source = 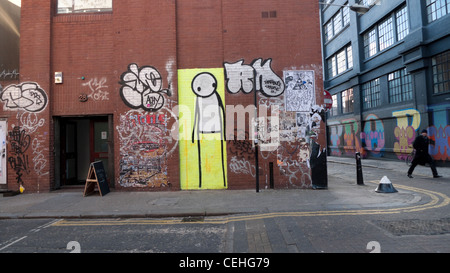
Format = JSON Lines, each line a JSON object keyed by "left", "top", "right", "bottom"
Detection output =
{"left": 375, "top": 176, "right": 398, "bottom": 193}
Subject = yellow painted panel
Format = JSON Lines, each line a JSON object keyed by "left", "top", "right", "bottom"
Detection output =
{"left": 178, "top": 68, "right": 227, "bottom": 190}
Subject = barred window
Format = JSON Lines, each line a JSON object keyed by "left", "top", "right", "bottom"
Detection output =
{"left": 432, "top": 50, "right": 450, "bottom": 94}
{"left": 388, "top": 68, "right": 413, "bottom": 103}
{"left": 57, "top": 0, "right": 112, "bottom": 14}
{"left": 426, "top": 0, "right": 450, "bottom": 23}
{"left": 362, "top": 78, "right": 381, "bottom": 110}
{"left": 342, "top": 88, "right": 354, "bottom": 113}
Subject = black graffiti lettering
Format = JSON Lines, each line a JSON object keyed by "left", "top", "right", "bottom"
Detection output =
{"left": 8, "top": 127, "right": 31, "bottom": 184}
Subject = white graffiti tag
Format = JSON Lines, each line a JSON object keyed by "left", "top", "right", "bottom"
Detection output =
{"left": 119, "top": 63, "right": 171, "bottom": 111}
{"left": 82, "top": 77, "right": 109, "bottom": 101}
{"left": 224, "top": 58, "right": 285, "bottom": 97}
{"left": 0, "top": 82, "right": 48, "bottom": 113}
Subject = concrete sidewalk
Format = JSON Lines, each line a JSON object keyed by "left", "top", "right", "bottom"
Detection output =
{"left": 327, "top": 156, "right": 450, "bottom": 178}
{"left": 0, "top": 156, "right": 447, "bottom": 220}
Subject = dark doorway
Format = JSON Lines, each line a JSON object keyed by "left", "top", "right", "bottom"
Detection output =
{"left": 56, "top": 116, "right": 113, "bottom": 188}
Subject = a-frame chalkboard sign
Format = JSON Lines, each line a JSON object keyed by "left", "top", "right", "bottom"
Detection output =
{"left": 83, "top": 161, "right": 110, "bottom": 197}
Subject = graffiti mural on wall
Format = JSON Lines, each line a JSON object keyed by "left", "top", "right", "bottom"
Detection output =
{"left": 8, "top": 126, "right": 30, "bottom": 187}
{"left": 119, "top": 63, "right": 172, "bottom": 111}
{"left": 224, "top": 58, "right": 285, "bottom": 97}
{"left": 82, "top": 77, "right": 109, "bottom": 101}
{"left": 328, "top": 105, "right": 449, "bottom": 163}
{"left": 178, "top": 68, "right": 227, "bottom": 190}
{"left": 428, "top": 103, "right": 450, "bottom": 161}
{"left": 0, "top": 82, "right": 50, "bottom": 190}
{"left": 0, "top": 82, "right": 48, "bottom": 113}
{"left": 362, "top": 114, "right": 385, "bottom": 158}
{"left": 116, "top": 108, "right": 177, "bottom": 188}
{"left": 117, "top": 58, "right": 326, "bottom": 189}
{"left": 392, "top": 109, "right": 421, "bottom": 160}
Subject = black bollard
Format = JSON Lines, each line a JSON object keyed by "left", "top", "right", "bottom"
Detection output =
{"left": 355, "top": 152, "right": 364, "bottom": 185}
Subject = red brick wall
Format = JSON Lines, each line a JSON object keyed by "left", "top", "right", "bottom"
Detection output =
{"left": 4, "top": 0, "right": 324, "bottom": 192}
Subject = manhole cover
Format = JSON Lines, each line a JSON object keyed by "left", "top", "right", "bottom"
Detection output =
{"left": 374, "top": 218, "right": 450, "bottom": 236}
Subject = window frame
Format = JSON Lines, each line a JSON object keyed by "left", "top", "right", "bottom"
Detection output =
{"left": 432, "top": 50, "right": 450, "bottom": 95}
{"left": 362, "top": 5, "right": 409, "bottom": 60}
{"left": 323, "top": 3, "right": 351, "bottom": 43}
{"left": 388, "top": 68, "right": 413, "bottom": 103}
{"left": 341, "top": 88, "right": 354, "bottom": 114}
{"left": 426, "top": 0, "right": 450, "bottom": 23}
{"left": 327, "top": 44, "right": 353, "bottom": 79}
{"left": 57, "top": 0, "right": 113, "bottom": 14}
{"left": 362, "top": 78, "right": 381, "bottom": 110}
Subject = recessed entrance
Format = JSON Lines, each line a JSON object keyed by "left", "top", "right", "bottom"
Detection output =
{"left": 54, "top": 116, "right": 113, "bottom": 189}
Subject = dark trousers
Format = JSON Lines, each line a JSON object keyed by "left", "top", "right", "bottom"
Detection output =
{"left": 407, "top": 154, "right": 438, "bottom": 176}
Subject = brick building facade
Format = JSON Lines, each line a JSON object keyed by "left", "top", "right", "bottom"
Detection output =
{"left": 0, "top": 0, "right": 326, "bottom": 193}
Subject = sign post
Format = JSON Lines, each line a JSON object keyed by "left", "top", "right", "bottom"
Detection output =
{"left": 83, "top": 161, "right": 110, "bottom": 197}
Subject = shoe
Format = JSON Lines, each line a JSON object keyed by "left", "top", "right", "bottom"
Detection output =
{"left": 433, "top": 175, "right": 442, "bottom": 178}
{"left": 407, "top": 173, "right": 413, "bottom": 178}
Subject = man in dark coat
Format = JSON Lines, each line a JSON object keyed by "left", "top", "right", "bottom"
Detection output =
{"left": 407, "top": 129, "right": 442, "bottom": 178}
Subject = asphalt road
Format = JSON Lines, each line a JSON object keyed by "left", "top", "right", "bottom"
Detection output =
{"left": 1, "top": 161, "right": 449, "bottom": 255}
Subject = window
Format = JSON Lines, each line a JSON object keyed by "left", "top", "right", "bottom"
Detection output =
{"left": 396, "top": 6, "right": 409, "bottom": 41}
{"left": 347, "top": 46, "right": 353, "bottom": 69}
{"left": 327, "top": 45, "right": 353, "bottom": 78}
{"left": 337, "top": 50, "right": 347, "bottom": 75}
{"left": 378, "top": 17, "right": 394, "bottom": 51}
{"left": 328, "top": 57, "right": 337, "bottom": 79}
{"left": 432, "top": 50, "right": 450, "bottom": 94}
{"left": 57, "top": 0, "right": 112, "bottom": 14}
{"left": 388, "top": 68, "right": 412, "bottom": 103}
{"left": 360, "top": 0, "right": 379, "bottom": 7}
{"left": 342, "top": 88, "right": 354, "bottom": 113}
{"left": 330, "top": 94, "right": 339, "bottom": 116}
{"left": 333, "top": 11, "right": 343, "bottom": 34}
{"left": 364, "top": 28, "right": 377, "bottom": 59}
{"left": 324, "top": 4, "right": 351, "bottom": 42}
{"left": 362, "top": 78, "right": 381, "bottom": 109}
{"left": 426, "top": 0, "right": 450, "bottom": 23}
{"left": 262, "top": 11, "right": 277, "bottom": 18}
{"left": 363, "top": 5, "right": 409, "bottom": 59}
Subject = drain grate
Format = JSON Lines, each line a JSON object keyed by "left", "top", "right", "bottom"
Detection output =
{"left": 374, "top": 218, "right": 450, "bottom": 236}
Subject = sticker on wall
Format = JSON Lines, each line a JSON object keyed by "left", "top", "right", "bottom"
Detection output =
{"left": 284, "top": 70, "right": 315, "bottom": 112}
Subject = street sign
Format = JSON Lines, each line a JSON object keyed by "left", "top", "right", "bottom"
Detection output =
{"left": 324, "top": 90, "right": 333, "bottom": 110}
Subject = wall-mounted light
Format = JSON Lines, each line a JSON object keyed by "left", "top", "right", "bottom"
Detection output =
{"left": 55, "top": 72, "right": 63, "bottom": 84}
{"left": 319, "top": 2, "right": 371, "bottom": 14}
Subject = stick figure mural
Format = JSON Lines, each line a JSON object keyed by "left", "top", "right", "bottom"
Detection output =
{"left": 178, "top": 68, "right": 227, "bottom": 190}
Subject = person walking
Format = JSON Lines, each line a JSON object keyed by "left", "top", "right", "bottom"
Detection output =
{"left": 407, "top": 129, "right": 442, "bottom": 178}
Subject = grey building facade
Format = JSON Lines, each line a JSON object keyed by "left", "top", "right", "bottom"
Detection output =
{"left": 321, "top": 0, "right": 450, "bottom": 166}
